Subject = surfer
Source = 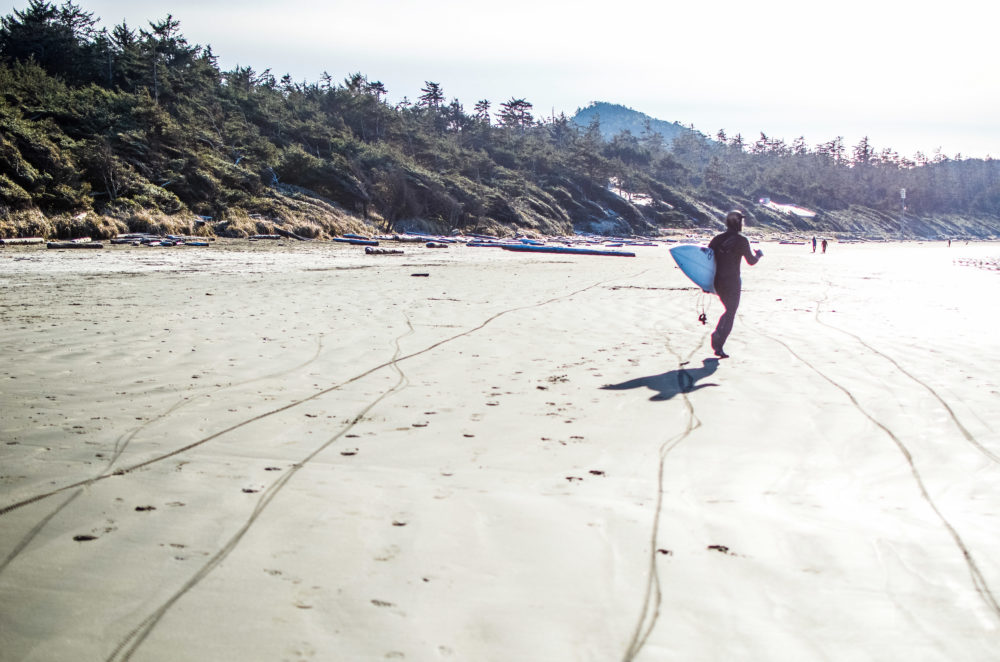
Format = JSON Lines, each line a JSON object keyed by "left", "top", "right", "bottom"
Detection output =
{"left": 708, "top": 210, "right": 763, "bottom": 358}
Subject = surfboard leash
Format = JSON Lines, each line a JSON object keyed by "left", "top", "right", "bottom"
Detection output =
{"left": 696, "top": 292, "right": 710, "bottom": 325}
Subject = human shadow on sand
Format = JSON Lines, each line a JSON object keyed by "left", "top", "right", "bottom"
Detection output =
{"left": 601, "top": 358, "right": 720, "bottom": 401}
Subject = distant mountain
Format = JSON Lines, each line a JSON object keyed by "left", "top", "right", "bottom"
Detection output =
{"left": 570, "top": 102, "right": 700, "bottom": 146}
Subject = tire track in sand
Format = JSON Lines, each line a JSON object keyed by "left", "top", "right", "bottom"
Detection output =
{"left": 755, "top": 326, "right": 1000, "bottom": 624}
{"left": 810, "top": 300, "right": 1000, "bottom": 465}
{"left": 105, "top": 319, "right": 415, "bottom": 662}
{"left": 105, "top": 333, "right": 329, "bottom": 469}
{"left": 96, "top": 272, "right": 646, "bottom": 661}
{"left": 1, "top": 275, "right": 641, "bottom": 520}
{"left": 622, "top": 332, "right": 708, "bottom": 662}
{"left": 0, "top": 334, "right": 327, "bottom": 576}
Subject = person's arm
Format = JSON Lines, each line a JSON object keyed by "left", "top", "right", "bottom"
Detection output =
{"left": 743, "top": 237, "right": 762, "bottom": 265}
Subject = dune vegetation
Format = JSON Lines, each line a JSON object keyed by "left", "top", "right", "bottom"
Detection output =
{"left": 2, "top": 1, "right": 999, "bottom": 240}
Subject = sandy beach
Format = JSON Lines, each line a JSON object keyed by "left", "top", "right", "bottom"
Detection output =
{"left": 1, "top": 239, "right": 999, "bottom": 661}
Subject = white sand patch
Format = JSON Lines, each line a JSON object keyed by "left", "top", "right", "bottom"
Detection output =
{"left": 609, "top": 178, "right": 654, "bottom": 206}
{"left": 1, "top": 240, "right": 998, "bottom": 660}
{"left": 759, "top": 197, "right": 818, "bottom": 217}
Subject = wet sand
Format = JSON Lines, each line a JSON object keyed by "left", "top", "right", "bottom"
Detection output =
{"left": 1, "top": 239, "right": 999, "bottom": 661}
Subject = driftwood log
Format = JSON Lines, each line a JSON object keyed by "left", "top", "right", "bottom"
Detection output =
{"left": 275, "top": 227, "right": 312, "bottom": 241}
{"left": 0, "top": 237, "right": 44, "bottom": 245}
{"left": 47, "top": 242, "right": 103, "bottom": 249}
{"left": 332, "top": 237, "right": 378, "bottom": 246}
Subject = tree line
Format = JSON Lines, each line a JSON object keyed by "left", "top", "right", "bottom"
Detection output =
{"left": 673, "top": 126, "right": 1000, "bottom": 217}
{"left": 2, "top": 0, "right": 998, "bottom": 238}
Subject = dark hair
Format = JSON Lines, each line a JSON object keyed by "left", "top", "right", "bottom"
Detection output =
{"left": 725, "top": 210, "right": 744, "bottom": 231}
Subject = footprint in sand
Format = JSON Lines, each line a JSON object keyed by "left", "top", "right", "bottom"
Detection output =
{"left": 374, "top": 544, "right": 401, "bottom": 562}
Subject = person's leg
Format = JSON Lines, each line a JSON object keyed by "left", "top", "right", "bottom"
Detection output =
{"left": 712, "top": 283, "right": 741, "bottom": 356}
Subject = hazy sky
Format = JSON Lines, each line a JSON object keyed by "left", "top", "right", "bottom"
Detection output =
{"left": 61, "top": 0, "right": 998, "bottom": 159}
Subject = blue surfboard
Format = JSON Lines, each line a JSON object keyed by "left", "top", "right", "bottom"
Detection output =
{"left": 669, "top": 244, "right": 716, "bottom": 293}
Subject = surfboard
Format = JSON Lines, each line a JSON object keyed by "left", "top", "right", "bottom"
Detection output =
{"left": 669, "top": 244, "right": 716, "bottom": 293}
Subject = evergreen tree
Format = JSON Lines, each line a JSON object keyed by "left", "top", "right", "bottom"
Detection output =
{"left": 852, "top": 136, "right": 873, "bottom": 166}
{"left": 497, "top": 98, "right": 533, "bottom": 129}
{"left": 108, "top": 21, "right": 143, "bottom": 90}
{"left": 418, "top": 81, "right": 444, "bottom": 108}
{"left": 473, "top": 99, "right": 491, "bottom": 124}
{"left": 0, "top": 0, "right": 99, "bottom": 82}
{"left": 703, "top": 156, "right": 724, "bottom": 192}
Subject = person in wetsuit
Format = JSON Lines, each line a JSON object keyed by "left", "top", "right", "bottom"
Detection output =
{"left": 708, "top": 210, "right": 763, "bottom": 358}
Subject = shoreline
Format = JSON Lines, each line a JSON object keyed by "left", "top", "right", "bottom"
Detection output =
{"left": 3, "top": 206, "right": 1000, "bottom": 246}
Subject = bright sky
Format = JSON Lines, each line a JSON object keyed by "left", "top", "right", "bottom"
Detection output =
{"left": 57, "top": 0, "right": 999, "bottom": 159}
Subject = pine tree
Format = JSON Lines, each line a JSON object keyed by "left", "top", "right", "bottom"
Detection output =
{"left": 0, "top": 0, "right": 99, "bottom": 82}
{"left": 418, "top": 81, "right": 444, "bottom": 108}
{"left": 498, "top": 98, "right": 533, "bottom": 129}
{"left": 473, "top": 99, "right": 491, "bottom": 124}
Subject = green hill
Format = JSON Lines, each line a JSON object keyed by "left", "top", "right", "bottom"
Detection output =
{"left": 570, "top": 102, "right": 699, "bottom": 147}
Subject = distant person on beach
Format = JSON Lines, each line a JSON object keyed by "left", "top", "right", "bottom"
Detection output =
{"left": 709, "top": 210, "right": 763, "bottom": 358}
{"left": 821, "top": 239, "right": 828, "bottom": 253}
{"left": 812, "top": 236, "right": 817, "bottom": 253}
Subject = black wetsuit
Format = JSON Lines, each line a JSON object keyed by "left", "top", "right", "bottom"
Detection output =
{"left": 708, "top": 230, "right": 760, "bottom": 354}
